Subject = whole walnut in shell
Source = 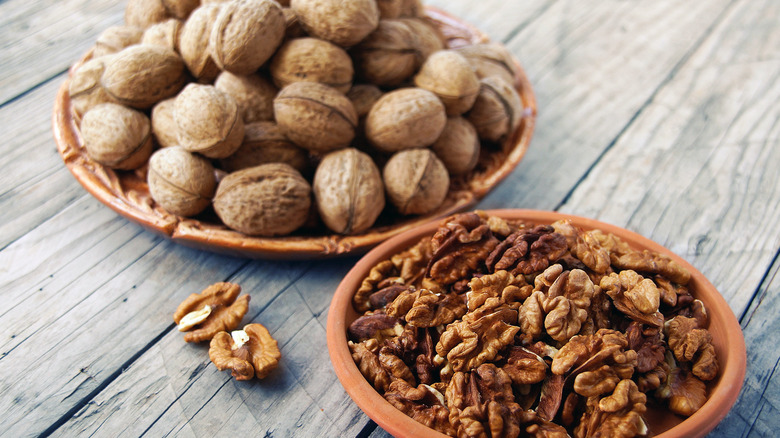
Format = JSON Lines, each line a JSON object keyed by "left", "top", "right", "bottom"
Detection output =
{"left": 269, "top": 37, "right": 354, "bottom": 94}
{"left": 347, "top": 84, "right": 383, "bottom": 118}
{"left": 219, "top": 121, "right": 309, "bottom": 174}
{"left": 365, "top": 87, "right": 446, "bottom": 153}
{"left": 353, "top": 19, "right": 417, "bottom": 87}
{"left": 125, "top": 0, "right": 199, "bottom": 27}
{"left": 456, "top": 42, "right": 519, "bottom": 85}
{"left": 214, "top": 71, "right": 278, "bottom": 123}
{"left": 178, "top": 3, "right": 222, "bottom": 81}
{"left": 141, "top": 18, "right": 182, "bottom": 51}
{"left": 209, "top": 0, "right": 286, "bottom": 75}
{"left": 151, "top": 97, "right": 178, "bottom": 148}
{"left": 431, "top": 117, "right": 480, "bottom": 175}
{"left": 174, "top": 83, "right": 245, "bottom": 159}
{"left": 399, "top": 18, "right": 444, "bottom": 67}
{"left": 273, "top": 82, "right": 358, "bottom": 154}
{"left": 213, "top": 163, "right": 311, "bottom": 236}
{"left": 314, "top": 148, "right": 385, "bottom": 234}
{"left": 69, "top": 56, "right": 117, "bottom": 118}
{"left": 383, "top": 148, "right": 449, "bottom": 215}
{"left": 467, "top": 76, "right": 523, "bottom": 143}
{"left": 101, "top": 44, "right": 187, "bottom": 109}
{"left": 92, "top": 25, "right": 143, "bottom": 58}
{"left": 414, "top": 50, "right": 480, "bottom": 116}
{"left": 80, "top": 103, "right": 154, "bottom": 170}
{"left": 148, "top": 146, "right": 217, "bottom": 217}
{"left": 290, "top": 0, "right": 379, "bottom": 47}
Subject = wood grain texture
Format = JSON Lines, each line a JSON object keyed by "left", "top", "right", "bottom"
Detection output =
{"left": 425, "top": 0, "right": 553, "bottom": 43}
{"left": 0, "top": 0, "right": 124, "bottom": 105}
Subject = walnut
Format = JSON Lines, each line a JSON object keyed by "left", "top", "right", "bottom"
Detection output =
{"left": 282, "top": 6, "right": 306, "bottom": 38}
{"left": 386, "top": 288, "right": 467, "bottom": 328}
{"left": 213, "top": 163, "right": 311, "bottom": 236}
{"left": 148, "top": 146, "right": 217, "bottom": 217}
{"left": 625, "top": 322, "right": 665, "bottom": 374}
{"left": 431, "top": 116, "right": 481, "bottom": 176}
{"left": 273, "top": 81, "right": 358, "bottom": 153}
{"left": 384, "top": 379, "right": 456, "bottom": 436}
{"left": 656, "top": 353, "right": 708, "bottom": 417}
{"left": 101, "top": 44, "right": 187, "bottom": 109}
{"left": 574, "top": 379, "right": 648, "bottom": 438}
{"left": 347, "top": 84, "right": 383, "bottom": 118}
{"left": 173, "top": 282, "right": 250, "bottom": 343}
{"left": 436, "top": 303, "right": 518, "bottom": 372}
{"left": 80, "top": 103, "right": 154, "bottom": 170}
{"left": 313, "top": 148, "right": 385, "bottom": 234}
{"left": 365, "top": 87, "right": 447, "bottom": 153}
{"left": 125, "top": 0, "right": 199, "bottom": 27}
{"left": 502, "top": 346, "right": 547, "bottom": 386}
{"left": 209, "top": 0, "right": 285, "bottom": 75}
{"left": 541, "top": 267, "right": 596, "bottom": 343}
{"left": 383, "top": 149, "right": 450, "bottom": 216}
{"left": 174, "top": 83, "right": 245, "bottom": 159}
{"left": 552, "top": 220, "right": 611, "bottom": 274}
{"left": 592, "top": 230, "right": 691, "bottom": 285}
{"left": 550, "top": 329, "right": 636, "bottom": 378}
{"left": 209, "top": 323, "right": 281, "bottom": 380}
{"left": 426, "top": 212, "right": 499, "bottom": 285}
{"left": 573, "top": 364, "right": 621, "bottom": 397}
{"left": 150, "top": 98, "right": 178, "bottom": 148}
{"left": 456, "top": 42, "right": 519, "bottom": 85}
{"left": 466, "top": 76, "right": 523, "bottom": 143}
{"left": 92, "top": 25, "right": 143, "bottom": 58}
{"left": 486, "top": 225, "right": 568, "bottom": 276}
{"left": 291, "top": 0, "right": 379, "bottom": 47}
{"left": 353, "top": 19, "right": 417, "bottom": 87}
{"left": 350, "top": 340, "right": 392, "bottom": 391}
{"left": 601, "top": 270, "right": 664, "bottom": 327}
{"left": 69, "top": 57, "right": 117, "bottom": 118}
{"left": 354, "top": 260, "right": 398, "bottom": 313}
{"left": 178, "top": 3, "right": 222, "bottom": 81}
{"left": 269, "top": 37, "right": 354, "bottom": 93}
{"left": 414, "top": 50, "right": 480, "bottom": 116}
{"left": 399, "top": 18, "right": 445, "bottom": 67}
{"left": 368, "top": 284, "right": 407, "bottom": 310}
{"left": 467, "top": 270, "right": 531, "bottom": 312}
{"left": 348, "top": 313, "right": 403, "bottom": 343}
{"left": 141, "top": 18, "right": 182, "bottom": 50}
{"left": 664, "top": 316, "right": 719, "bottom": 381}
{"left": 214, "top": 71, "right": 278, "bottom": 124}
{"left": 219, "top": 122, "right": 309, "bottom": 174}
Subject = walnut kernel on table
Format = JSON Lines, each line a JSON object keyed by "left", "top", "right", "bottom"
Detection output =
{"left": 348, "top": 211, "right": 722, "bottom": 437}
{"left": 173, "top": 282, "right": 250, "bottom": 343}
{"left": 209, "top": 323, "right": 281, "bottom": 380}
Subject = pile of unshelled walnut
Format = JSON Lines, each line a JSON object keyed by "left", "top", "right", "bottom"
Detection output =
{"left": 348, "top": 211, "right": 719, "bottom": 437}
{"left": 68, "top": 0, "right": 524, "bottom": 236}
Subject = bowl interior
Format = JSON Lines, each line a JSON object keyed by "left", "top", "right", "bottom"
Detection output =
{"left": 326, "top": 209, "right": 746, "bottom": 438}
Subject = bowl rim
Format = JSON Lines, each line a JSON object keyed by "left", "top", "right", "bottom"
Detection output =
{"left": 51, "top": 7, "right": 537, "bottom": 260}
{"left": 326, "top": 208, "right": 747, "bottom": 438}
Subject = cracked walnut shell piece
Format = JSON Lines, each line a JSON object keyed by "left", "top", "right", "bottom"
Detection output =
{"left": 173, "top": 282, "right": 251, "bottom": 343}
{"left": 209, "top": 323, "right": 281, "bottom": 380}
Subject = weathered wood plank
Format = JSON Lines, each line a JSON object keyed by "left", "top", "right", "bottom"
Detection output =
{"left": 477, "top": 0, "right": 734, "bottom": 211}
{"left": 425, "top": 0, "right": 552, "bottom": 43}
{"left": 559, "top": 0, "right": 780, "bottom": 316}
{"left": 0, "top": 0, "right": 124, "bottom": 105}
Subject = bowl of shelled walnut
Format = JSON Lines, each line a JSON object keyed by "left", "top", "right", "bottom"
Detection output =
{"left": 326, "top": 209, "right": 746, "bottom": 438}
{"left": 51, "top": 0, "right": 536, "bottom": 259}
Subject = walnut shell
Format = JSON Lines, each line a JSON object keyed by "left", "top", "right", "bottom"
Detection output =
{"left": 354, "top": 19, "right": 417, "bottom": 86}
{"left": 383, "top": 148, "right": 449, "bottom": 215}
{"left": 101, "top": 44, "right": 187, "bottom": 109}
{"left": 399, "top": 17, "right": 444, "bottom": 67}
{"left": 456, "top": 42, "right": 519, "bottom": 84}
{"left": 273, "top": 82, "right": 357, "bottom": 154}
{"left": 269, "top": 37, "right": 354, "bottom": 94}
{"left": 431, "top": 117, "right": 480, "bottom": 175}
{"left": 365, "top": 87, "right": 446, "bottom": 153}
{"left": 213, "top": 163, "right": 311, "bottom": 236}
{"left": 92, "top": 25, "right": 144, "bottom": 58}
{"left": 347, "top": 84, "right": 383, "bottom": 118}
{"left": 151, "top": 97, "right": 178, "bottom": 148}
{"left": 466, "top": 76, "right": 523, "bottom": 143}
{"left": 126, "top": 0, "right": 199, "bottom": 27}
{"left": 69, "top": 56, "right": 117, "bottom": 118}
{"left": 282, "top": 7, "right": 306, "bottom": 39}
{"left": 174, "top": 83, "right": 245, "bottom": 158}
{"left": 290, "top": 0, "right": 379, "bottom": 47}
{"left": 80, "top": 103, "right": 154, "bottom": 170}
{"left": 147, "top": 146, "right": 216, "bottom": 216}
{"left": 178, "top": 3, "right": 222, "bottom": 81}
{"left": 313, "top": 148, "right": 385, "bottom": 234}
{"left": 414, "top": 50, "right": 479, "bottom": 116}
{"left": 209, "top": 0, "right": 286, "bottom": 75}
{"left": 214, "top": 71, "right": 278, "bottom": 123}
{"left": 141, "top": 18, "right": 182, "bottom": 51}
{"left": 219, "top": 121, "right": 309, "bottom": 174}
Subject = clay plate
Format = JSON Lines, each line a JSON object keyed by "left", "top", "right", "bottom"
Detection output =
{"left": 51, "top": 7, "right": 536, "bottom": 259}
{"left": 326, "top": 209, "right": 747, "bottom": 438}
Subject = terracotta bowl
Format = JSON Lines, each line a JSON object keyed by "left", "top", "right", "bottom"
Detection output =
{"left": 51, "top": 7, "right": 536, "bottom": 260}
{"left": 326, "top": 209, "right": 747, "bottom": 438}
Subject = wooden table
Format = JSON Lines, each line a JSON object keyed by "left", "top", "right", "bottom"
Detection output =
{"left": 1, "top": 0, "right": 777, "bottom": 436}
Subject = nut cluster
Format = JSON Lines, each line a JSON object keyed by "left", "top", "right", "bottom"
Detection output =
{"left": 70, "top": 0, "right": 526, "bottom": 237}
{"left": 348, "top": 211, "right": 720, "bottom": 437}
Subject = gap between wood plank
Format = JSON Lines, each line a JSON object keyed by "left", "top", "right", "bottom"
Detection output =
{"left": 0, "top": 67, "right": 68, "bottom": 110}
{"left": 552, "top": 0, "right": 741, "bottom": 213}
{"left": 501, "top": 0, "right": 556, "bottom": 45}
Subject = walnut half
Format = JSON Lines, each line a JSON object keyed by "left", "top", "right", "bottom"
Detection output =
{"left": 173, "top": 282, "right": 250, "bottom": 343}
{"left": 209, "top": 323, "right": 281, "bottom": 380}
